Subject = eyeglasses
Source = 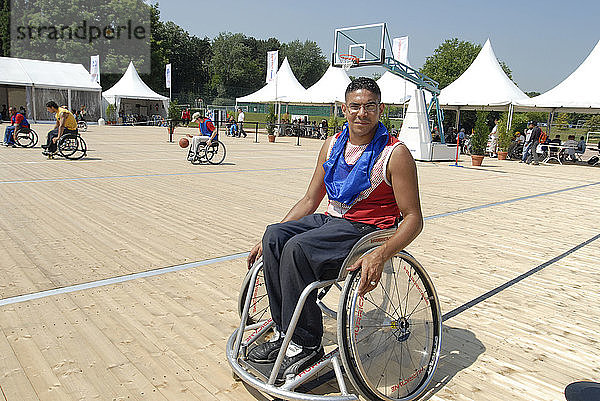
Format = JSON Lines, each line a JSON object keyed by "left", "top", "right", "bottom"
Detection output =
{"left": 347, "top": 102, "right": 379, "bottom": 113}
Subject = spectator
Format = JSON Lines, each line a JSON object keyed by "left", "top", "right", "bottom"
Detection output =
{"left": 237, "top": 108, "right": 246, "bottom": 138}
{"left": 576, "top": 136, "right": 587, "bottom": 156}
{"left": 562, "top": 134, "right": 578, "bottom": 161}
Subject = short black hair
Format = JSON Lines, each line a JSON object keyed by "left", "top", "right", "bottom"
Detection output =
{"left": 46, "top": 101, "right": 59, "bottom": 109}
{"left": 345, "top": 77, "right": 381, "bottom": 102}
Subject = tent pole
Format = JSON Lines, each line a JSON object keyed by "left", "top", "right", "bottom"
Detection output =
{"left": 455, "top": 108, "right": 461, "bottom": 130}
{"left": 507, "top": 104, "right": 514, "bottom": 132}
{"left": 548, "top": 109, "right": 555, "bottom": 136}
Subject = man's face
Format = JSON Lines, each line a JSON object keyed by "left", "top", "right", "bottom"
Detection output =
{"left": 46, "top": 107, "right": 54, "bottom": 114}
{"left": 8, "top": 107, "right": 15, "bottom": 115}
{"left": 342, "top": 89, "right": 384, "bottom": 139}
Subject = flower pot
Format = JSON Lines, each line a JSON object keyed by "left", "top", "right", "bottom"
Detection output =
{"left": 471, "top": 154, "right": 484, "bottom": 166}
{"left": 497, "top": 151, "right": 508, "bottom": 160}
{"left": 268, "top": 134, "right": 276, "bottom": 143}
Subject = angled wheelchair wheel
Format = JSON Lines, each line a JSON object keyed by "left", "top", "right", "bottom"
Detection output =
{"left": 58, "top": 134, "right": 87, "bottom": 160}
{"left": 338, "top": 251, "right": 442, "bottom": 401}
{"left": 77, "top": 120, "right": 88, "bottom": 132}
{"left": 204, "top": 140, "right": 226, "bottom": 164}
{"left": 238, "top": 260, "right": 270, "bottom": 325}
{"left": 15, "top": 129, "right": 38, "bottom": 148}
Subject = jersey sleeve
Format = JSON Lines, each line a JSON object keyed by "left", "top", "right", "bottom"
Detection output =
{"left": 206, "top": 121, "right": 215, "bottom": 132}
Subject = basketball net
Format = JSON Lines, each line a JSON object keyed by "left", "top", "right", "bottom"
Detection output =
{"left": 339, "top": 54, "right": 358, "bottom": 71}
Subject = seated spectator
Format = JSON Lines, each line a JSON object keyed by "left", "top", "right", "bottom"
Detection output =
{"left": 562, "top": 135, "right": 578, "bottom": 161}
{"left": 549, "top": 134, "right": 561, "bottom": 152}
{"left": 576, "top": 136, "right": 586, "bottom": 155}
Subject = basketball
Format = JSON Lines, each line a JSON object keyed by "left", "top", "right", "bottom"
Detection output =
{"left": 179, "top": 137, "right": 189, "bottom": 148}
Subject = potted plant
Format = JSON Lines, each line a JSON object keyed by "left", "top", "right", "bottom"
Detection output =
{"left": 470, "top": 110, "right": 488, "bottom": 166}
{"left": 266, "top": 104, "right": 277, "bottom": 142}
{"left": 106, "top": 103, "right": 116, "bottom": 124}
{"left": 497, "top": 115, "right": 511, "bottom": 160}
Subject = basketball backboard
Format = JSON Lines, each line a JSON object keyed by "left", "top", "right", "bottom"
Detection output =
{"left": 332, "top": 23, "right": 388, "bottom": 68}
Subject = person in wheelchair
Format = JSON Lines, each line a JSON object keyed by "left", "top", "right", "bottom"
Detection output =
{"left": 3, "top": 106, "right": 30, "bottom": 147}
{"left": 186, "top": 111, "right": 217, "bottom": 161}
{"left": 42, "top": 101, "right": 78, "bottom": 156}
{"left": 245, "top": 77, "right": 423, "bottom": 382}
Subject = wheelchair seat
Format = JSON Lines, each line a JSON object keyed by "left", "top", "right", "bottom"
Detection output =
{"left": 187, "top": 139, "right": 226, "bottom": 165}
{"left": 228, "top": 227, "right": 442, "bottom": 401}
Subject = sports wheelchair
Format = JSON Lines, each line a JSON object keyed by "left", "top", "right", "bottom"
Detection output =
{"left": 77, "top": 120, "right": 88, "bottom": 132}
{"left": 14, "top": 127, "right": 38, "bottom": 148}
{"left": 227, "top": 228, "right": 442, "bottom": 401}
{"left": 44, "top": 132, "right": 87, "bottom": 160}
{"left": 187, "top": 139, "right": 226, "bottom": 165}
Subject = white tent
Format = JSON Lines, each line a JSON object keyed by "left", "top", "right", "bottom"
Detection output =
{"left": 377, "top": 71, "right": 413, "bottom": 105}
{"left": 0, "top": 56, "right": 102, "bottom": 121}
{"left": 513, "top": 40, "right": 600, "bottom": 113}
{"left": 438, "top": 39, "right": 529, "bottom": 111}
{"left": 236, "top": 57, "right": 307, "bottom": 103}
{"left": 102, "top": 61, "right": 169, "bottom": 118}
{"left": 304, "top": 65, "right": 350, "bottom": 104}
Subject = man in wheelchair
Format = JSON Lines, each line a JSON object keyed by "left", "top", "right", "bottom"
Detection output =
{"left": 245, "top": 78, "right": 424, "bottom": 382}
{"left": 42, "top": 101, "right": 78, "bottom": 156}
{"left": 3, "top": 106, "right": 30, "bottom": 147}
{"left": 186, "top": 111, "right": 217, "bottom": 161}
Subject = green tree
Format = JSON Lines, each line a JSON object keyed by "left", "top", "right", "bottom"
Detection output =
{"left": 210, "top": 32, "right": 282, "bottom": 102}
{"left": 0, "top": 0, "right": 9, "bottom": 56}
{"left": 280, "top": 39, "right": 328, "bottom": 88}
{"left": 554, "top": 113, "right": 569, "bottom": 130}
{"left": 420, "top": 38, "right": 513, "bottom": 89}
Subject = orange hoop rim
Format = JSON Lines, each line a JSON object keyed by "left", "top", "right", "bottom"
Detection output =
{"left": 339, "top": 54, "right": 360, "bottom": 65}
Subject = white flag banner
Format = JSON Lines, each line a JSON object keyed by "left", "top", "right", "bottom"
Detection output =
{"left": 90, "top": 55, "right": 100, "bottom": 85}
{"left": 392, "top": 36, "right": 409, "bottom": 66}
{"left": 165, "top": 63, "right": 172, "bottom": 89}
{"left": 266, "top": 50, "right": 279, "bottom": 83}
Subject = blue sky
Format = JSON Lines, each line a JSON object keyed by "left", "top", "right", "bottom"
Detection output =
{"left": 156, "top": 0, "right": 599, "bottom": 93}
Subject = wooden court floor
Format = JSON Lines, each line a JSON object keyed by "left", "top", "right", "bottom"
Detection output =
{"left": 0, "top": 124, "right": 598, "bottom": 400}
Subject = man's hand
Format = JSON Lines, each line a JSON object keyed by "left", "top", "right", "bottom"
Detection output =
{"left": 247, "top": 241, "right": 263, "bottom": 269}
{"left": 206, "top": 140, "right": 212, "bottom": 147}
{"left": 52, "top": 136, "right": 59, "bottom": 143}
{"left": 347, "top": 250, "right": 386, "bottom": 297}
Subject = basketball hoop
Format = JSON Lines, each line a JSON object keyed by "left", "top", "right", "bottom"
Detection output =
{"left": 339, "top": 54, "right": 359, "bottom": 71}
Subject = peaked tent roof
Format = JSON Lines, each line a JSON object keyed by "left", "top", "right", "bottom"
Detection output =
{"left": 438, "top": 39, "right": 529, "bottom": 110}
{"left": 0, "top": 56, "right": 101, "bottom": 91}
{"left": 304, "top": 65, "right": 350, "bottom": 104}
{"left": 102, "top": 61, "right": 169, "bottom": 102}
{"left": 513, "top": 40, "right": 600, "bottom": 113}
{"left": 236, "top": 57, "right": 307, "bottom": 103}
{"left": 377, "top": 71, "right": 413, "bottom": 105}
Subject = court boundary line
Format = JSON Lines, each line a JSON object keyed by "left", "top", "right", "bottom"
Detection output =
{"left": 0, "top": 252, "right": 249, "bottom": 307}
{"left": 1, "top": 181, "right": 598, "bottom": 306}
{"left": 442, "top": 233, "right": 600, "bottom": 321}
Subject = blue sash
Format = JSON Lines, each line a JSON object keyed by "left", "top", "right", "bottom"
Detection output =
{"left": 323, "top": 122, "right": 389, "bottom": 205}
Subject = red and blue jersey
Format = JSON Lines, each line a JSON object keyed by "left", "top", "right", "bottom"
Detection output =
{"left": 12, "top": 113, "right": 30, "bottom": 128}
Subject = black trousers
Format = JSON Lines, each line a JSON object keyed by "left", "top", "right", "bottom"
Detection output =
{"left": 46, "top": 128, "right": 78, "bottom": 153}
{"left": 262, "top": 214, "right": 377, "bottom": 348}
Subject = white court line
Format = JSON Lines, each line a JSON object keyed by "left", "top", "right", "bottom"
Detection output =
{"left": 0, "top": 252, "right": 250, "bottom": 307}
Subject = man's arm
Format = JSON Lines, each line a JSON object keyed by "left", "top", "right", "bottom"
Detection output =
{"left": 348, "top": 144, "right": 423, "bottom": 296}
{"left": 247, "top": 137, "right": 331, "bottom": 267}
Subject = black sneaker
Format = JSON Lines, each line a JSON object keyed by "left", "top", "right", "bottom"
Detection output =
{"left": 247, "top": 337, "right": 283, "bottom": 363}
{"left": 277, "top": 343, "right": 324, "bottom": 382}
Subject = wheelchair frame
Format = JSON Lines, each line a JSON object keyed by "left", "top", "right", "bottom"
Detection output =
{"left": 187, "top": 139, "right": 227, "bottom": 165}
{"left": 14, "top": 127, "right": 38, "bottom": 148}
{"left": 227, "top": 228, "right": 442, "bottom": 401}
{"left": 46, "top": 132, "right": 87, "bottom": 160}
